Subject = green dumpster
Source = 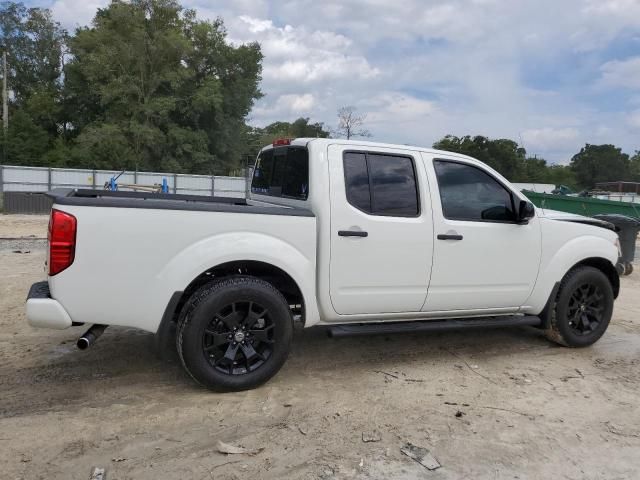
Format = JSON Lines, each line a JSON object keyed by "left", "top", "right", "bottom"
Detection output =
{"left": 523, "top": 191, "right": 640, "bottom": 219}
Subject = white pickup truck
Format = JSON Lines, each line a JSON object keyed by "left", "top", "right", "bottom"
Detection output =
{"left": 26, "top": 138, "right": 621, "bottom": 391}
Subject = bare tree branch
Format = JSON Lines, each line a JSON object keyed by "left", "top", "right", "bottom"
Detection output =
{"left": 334, "top": 105, "right": 371, "bottom": 140}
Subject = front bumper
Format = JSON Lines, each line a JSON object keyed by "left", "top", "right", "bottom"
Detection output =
{"left": 26, "top": 281, "right": 72, "bottom": 329}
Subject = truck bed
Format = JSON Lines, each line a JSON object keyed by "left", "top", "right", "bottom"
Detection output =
{"left": 44, "top": 188, "right": 317, "bottom": 333}
{"left": 47, "top": 188, "right": 314, "bottom": 217}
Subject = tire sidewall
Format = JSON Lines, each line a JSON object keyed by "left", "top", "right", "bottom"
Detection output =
{"left": 179, "top": 277, "right": 293, "bottom": 391}
{"left": 555, "top": 267, "right": 614, "bottom": 347}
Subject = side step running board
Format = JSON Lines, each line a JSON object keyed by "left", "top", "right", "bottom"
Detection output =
{"left": 327, "top": 315, "right": 541, "bottom": 338}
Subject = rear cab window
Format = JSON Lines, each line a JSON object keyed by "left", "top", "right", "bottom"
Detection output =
{"left": 251, "top": 146, "right": 309, "bottom": 200}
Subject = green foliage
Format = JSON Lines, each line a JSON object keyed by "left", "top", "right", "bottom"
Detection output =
{"left": 570, "top": 144, "right": 630, "bottom": 189}
{"left": 433, "top": 134, "right": 578, "bottom": 189}
{"left": 2, "top": 109, "right": 50, "bottom": 165}
{"left": 62, "top": 0, "right": 262, "bottom": 173}
{"left": 433, "top": 135, "right": 526, "bottom": 180}
{"left": 247, "top": 117, "right": 330, "bottom": 150}
{"left": 1, "top": 0, "right": 263, "bottom": 174}
{"left": 0, "top": 1, "right": 65, "bottom": 102}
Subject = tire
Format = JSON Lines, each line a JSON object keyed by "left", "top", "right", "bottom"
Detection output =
{"left": 177, "top": 276, "right": 293, "bottom": 391}
{"left": 544, "top": 266, "right": 614, "bottom": 347}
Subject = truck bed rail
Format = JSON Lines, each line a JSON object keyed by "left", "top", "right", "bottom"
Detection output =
{"left": 46, "top": 188, "right": 314, "bottom": 217}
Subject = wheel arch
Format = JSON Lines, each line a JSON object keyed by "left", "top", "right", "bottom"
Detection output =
{"left": 155, "top": 260, "right": 309, "bottom": 358}
{"left": 573, "top": 257, "right": 620, "bottom": 299}
{"left": 538, "top": 256, "right": 619, "bottom": 330}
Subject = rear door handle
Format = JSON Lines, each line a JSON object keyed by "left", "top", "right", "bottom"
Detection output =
{"left": 338, "top": 230, "right": 368, "bottom": 237}
{"left": 437, "top": 234, "right": 463, "bottom": 240}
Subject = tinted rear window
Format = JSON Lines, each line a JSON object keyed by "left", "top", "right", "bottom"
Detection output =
{"left": 343, "top": 151, "right": 419, "bottom": 217}
{"left": 251, "top": 147, "right": 309, "bottom": 200}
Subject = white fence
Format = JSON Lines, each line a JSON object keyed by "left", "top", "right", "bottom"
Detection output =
{"left": 0, "top": 165, "right": 248, "bottom": 198}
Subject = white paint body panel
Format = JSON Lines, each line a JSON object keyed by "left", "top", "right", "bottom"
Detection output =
{"left": 421, "top": 152, "right": 542, "bottom": 311}
{"left": 47, "top": 207, "right": 318, "bottom": 332}
{"left": 327, "top": 144, "right": 433, "bottom": 315}
{"left": 31, "top": 138, "right": 619, "bottom": 332}
{"left": 26, "top": 297, "right": 72, "bottom": 329}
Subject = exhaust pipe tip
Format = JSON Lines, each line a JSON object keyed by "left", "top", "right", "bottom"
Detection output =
{"left": 76, "top": 324, "right": 107, "bottom": 350}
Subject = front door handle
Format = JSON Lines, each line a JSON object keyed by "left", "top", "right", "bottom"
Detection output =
{"left": 437, "top": 233, "right": 463, "bottom": 240}
{"left": 338, "top": 230, "right": 368, "bottom": 237}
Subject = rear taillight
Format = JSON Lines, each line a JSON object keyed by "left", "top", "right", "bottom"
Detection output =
{"left": 48, "top": 209, "right": 77, "bottom": 276}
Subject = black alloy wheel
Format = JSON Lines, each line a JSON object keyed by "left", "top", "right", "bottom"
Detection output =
{"left": 566, "top": 283, "right": 605, "bottom": 336}
{"left": 203, "top": 301, "right": 275, "bottom": 375}
{"left": 177, "top": 276, "right": 293, "bottom": 391}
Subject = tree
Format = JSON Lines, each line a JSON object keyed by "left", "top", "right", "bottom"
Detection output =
{"left": 0, "top": 2, "right": 66, "bottom": 165}
{"left": 570, "top": 144, "right": 630, "bottom": 189}
{"left": 262, "top": 117, "right": 330, "bottom": 139}
{"left": 62, "top": 0, "right": 262, "bottom": 174}
{"left": 545, "top": 164, "right": 577, "bottom": 190}
{"left": 334, "top": 106, "right": 371, "bottom": 140}
{"left": 433, "top": 135, "right": 526, "bottom": 181}
{"left": 629, "top": 151, "right": 640, "bottom": 182}
{"left": 0, "top": 2, "right": 66, "bottom": 103}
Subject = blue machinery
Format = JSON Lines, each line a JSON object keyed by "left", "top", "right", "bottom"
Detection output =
{"left": 106, "top": 171, "right": 170, "bottom": 193}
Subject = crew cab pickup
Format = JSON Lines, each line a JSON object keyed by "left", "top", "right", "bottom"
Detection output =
{"left": 26, "top": 138, "right": 621, "bottom": 391}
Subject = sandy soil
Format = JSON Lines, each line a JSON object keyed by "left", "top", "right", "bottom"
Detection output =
{"left": 0, "top": 214, "right": 48, "bottom": 238}
{"left": 1, "top": 216, "right": 640, "bottom": 479}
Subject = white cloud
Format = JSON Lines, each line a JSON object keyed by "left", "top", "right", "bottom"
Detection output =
{"left": 521, "top": 128, "right": 580, "bottom": 151}
{"left": 50, "top": 0, "right": 107, "bottom": 29}
{"left": 600, "top": 57, "right": 640, "bottom": 90}
{"left": 628, "top": 111, "right": 640, "bottom": 130}
{"left": 233, "top": 16, "right": 379, "bottom": 85}
{"left": 366, "top": 93, "right": 436, "bottom": 124}
{"left": 279, "top": 93, "right": 315, "bottom": 112}
{"left": 40, "top": 0, "right": 640, "bottom": 162}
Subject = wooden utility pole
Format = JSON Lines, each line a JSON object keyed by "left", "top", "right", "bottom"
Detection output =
{"left": 2, "top": 50, "right": 7, "bottom": 133}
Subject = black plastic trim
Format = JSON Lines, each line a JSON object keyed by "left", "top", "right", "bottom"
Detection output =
{"left": 47, "top": 188, "right": 315, "bottom": 217}
{"left": 338, "top": 230, "right": 368, "bottom": 237}
{"left": 538, "top": 281, "right": 561, "bottom": 330}
{"left": 437, "top": 234, "right": 463, "bottom": 240}
{"left": 327, "top": 315, "right": 541, "bottom": 337}
{"left": 154, "top": 291, "right": 184, "bottom": 361}
{"left": 27, "top": 281, "right": 50, "bottom": 300}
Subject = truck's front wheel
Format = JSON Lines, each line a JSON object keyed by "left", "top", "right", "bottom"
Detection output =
{"left": 177, "top": 276, "right": 293, "bottom": 391}
{"left": 545, "top": 266, "right": 614, "bottom": 347}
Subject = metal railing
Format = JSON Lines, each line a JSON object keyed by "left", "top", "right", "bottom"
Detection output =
{"left": 0, "top": 165, "right": 249, "bottom": 198}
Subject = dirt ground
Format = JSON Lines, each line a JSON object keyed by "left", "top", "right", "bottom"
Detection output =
{"left": 0, "top": 214, "right": 48, "bottom": 238}
{"left": 1, "top": 214, "right": 639, "bottom": 480}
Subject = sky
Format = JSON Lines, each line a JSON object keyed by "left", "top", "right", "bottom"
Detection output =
{"left": 26, "top": 0, "right": 640, "bottom": 163}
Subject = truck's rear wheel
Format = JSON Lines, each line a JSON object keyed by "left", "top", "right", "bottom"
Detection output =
{"left": 545, "top": 266, "right": 613, "bottom": 347}
{"left": 177, "top": 276, "right": 293, "bottom": 391}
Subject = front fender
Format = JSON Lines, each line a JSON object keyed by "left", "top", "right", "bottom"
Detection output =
{"left": 156, "top": 231, "right": 320, "bottom": 326}
{"left": 523, "top": 235, "right": 618, "bottom": 314}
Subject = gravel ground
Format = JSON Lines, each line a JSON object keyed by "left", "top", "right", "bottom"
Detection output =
{"left": 1, "top": 215, "right": 640, "bottom": 479}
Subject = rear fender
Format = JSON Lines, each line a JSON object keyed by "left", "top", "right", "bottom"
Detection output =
{"left": 156, "top": 232, "right": 320, "bottom": 327}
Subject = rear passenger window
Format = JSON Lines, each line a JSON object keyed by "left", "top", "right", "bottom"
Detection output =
{"left": 434, "top": 160, "right": 516, "bottom": 222}
{"left": 343, "top": 152, "right": 419, "bottom": 217}
{"left": 251, "top": 147, "right": 309, "bottom": 200}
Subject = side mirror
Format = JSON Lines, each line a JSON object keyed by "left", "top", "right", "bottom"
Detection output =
{"left": 517, "top": 200, "right": 535, "bottom": 224}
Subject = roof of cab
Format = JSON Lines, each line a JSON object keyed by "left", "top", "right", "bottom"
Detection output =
{"left": 260, "top": 137, "right": 476, "bottom": 162}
